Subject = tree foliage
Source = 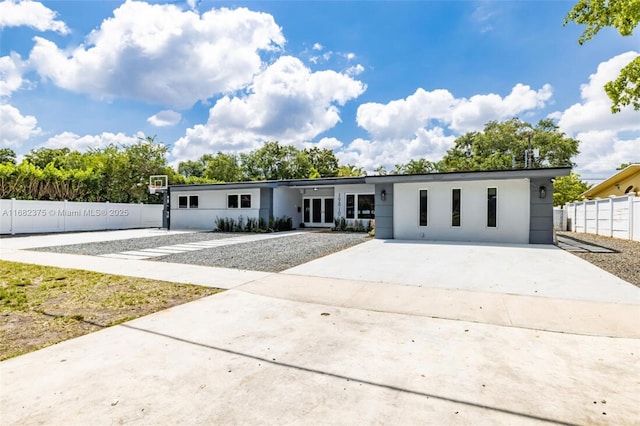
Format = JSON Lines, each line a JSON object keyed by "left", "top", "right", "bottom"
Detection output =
{"left": 0, "top": 148, "right": 16, "bottom": 165}
{"left": 564, "top": 0, "right": 640, "bottom": 112}
{"left": 439, "top": 118, "right": 579, "bottom": 171}
{"left": 553, "top": 172, "right": 591, "bottom": 207}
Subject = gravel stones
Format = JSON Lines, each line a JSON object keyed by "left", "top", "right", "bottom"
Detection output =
{"left": 33, "top": 232, "right": 235, "bottom": 256}
{"left": 556, "top": 231, "right": 640, "bottom": 288}
{"left": 153, "top": 232, "right": 370, "bottom": 272}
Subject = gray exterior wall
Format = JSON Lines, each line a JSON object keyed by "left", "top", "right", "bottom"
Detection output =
{"left": 529, "top": 178, "right": 554, "bottom": 244}
{"left": 259, "top": 188, "right": 274, "bottom": 224}
{"left": 374, "top": 183, "right": 393, "bottom": 239}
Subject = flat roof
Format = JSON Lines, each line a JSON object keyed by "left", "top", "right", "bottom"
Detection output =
{"left": 169, "top": 167, "right": 571, "bottom": 191}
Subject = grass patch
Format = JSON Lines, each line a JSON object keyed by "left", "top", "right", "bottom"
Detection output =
{"left": 0, "top": 260, "right": 222, "bottom": 360}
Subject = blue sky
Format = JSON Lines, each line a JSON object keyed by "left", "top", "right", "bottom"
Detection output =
{"left": 1, "top": 0, "right": 638, "bottom": 182}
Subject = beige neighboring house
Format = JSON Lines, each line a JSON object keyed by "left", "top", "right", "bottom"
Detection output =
{"left": 581, "top": 164, "right": 640, "bottom": 200}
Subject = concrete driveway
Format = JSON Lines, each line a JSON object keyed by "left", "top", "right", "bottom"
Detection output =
{"left": 1, "top": 232, "right": 639, "bottom": 425}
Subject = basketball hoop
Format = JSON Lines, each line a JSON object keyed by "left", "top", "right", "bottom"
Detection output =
{"left": 148, "top": 175, "right": 168, "bottom": 195}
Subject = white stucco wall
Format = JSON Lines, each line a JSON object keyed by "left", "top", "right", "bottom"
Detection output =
{"left": 274, "top": 187, "right": 302, "bottom": 224}
{"left": 333, "top": 184, "right": 375, "bottom": 221}
{"left": 171, "top": 188, "right": 261, "bottom": 230}
{"left": 393, "top": 179, "right": 530, "bottom": 243}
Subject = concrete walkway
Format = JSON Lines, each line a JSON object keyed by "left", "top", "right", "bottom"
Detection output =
{"left": 1, "top": 230, "right": 639, "bottom": 425}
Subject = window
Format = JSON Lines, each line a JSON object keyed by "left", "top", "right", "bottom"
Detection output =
{"left": 487, "top": 188, "right": 497, "bottom": 227}
{"left": 419, "top": 190, "right": 428, "bottom": 226}
{"left": 346, "top": 194, "right": 355, "bottom": 219}
{"left": 189, "top": 196, "right": 199, "bottom": 208}
{"left": 452, "top": 188, "right": 461, "bottom": 227}
{"left": 357, "top": 194, "right": 375, "bottom": 219}
{"left": 179, "top": 195, "right": 198, "bottom": 209}
{"left": 228, "top": 194, "right": 251, "bottom": 209}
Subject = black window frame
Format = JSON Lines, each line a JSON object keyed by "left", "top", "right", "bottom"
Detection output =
{"left": 357, "top": 194, "right": 375, "bottom": 219}
{"left": 452, "top": 188, "right": 461, "bottom": 227}
{"left": 178, "top": 196, "right": 188, "bottom": 209}
{"left": 419, "top": 190, "right": 428, "bottom": 226}
{"left": 487, "top": 187, "right": 497, "bottom": 228}
{"left": 346, "top": 194, "right": 355, "bottom": 219}
{"left": 240, "top": 194, "right": 251, "bottom": 208}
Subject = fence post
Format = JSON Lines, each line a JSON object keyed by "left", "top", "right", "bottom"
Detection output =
{"left": 609, "top": 197, "right": 614, "bottom": 238}
{"left": 629, "top": 194, "right": 634, "bottom": 241}
{"left": 10, "top": 198, "right": 15, "bottom": 235}
{"left": 105, "top": 201, "right": 110, "bottom": 230}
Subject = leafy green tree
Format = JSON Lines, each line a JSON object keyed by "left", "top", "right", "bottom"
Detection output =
{"left": 178, "top": 160, "right": 205, "bottom": 178}
{"left": 336, "top": 164, "right": 365, "bottom": 177}
{"left": 616, "top": 162, "right": 639, "bottom": 170}
{"left": 440, "top": 118, "right": 579, "bottom": 171}
{"left": 204, "top": 152, "right": 242, "bottom": 182}
{"left": 391, "top": 158, "right": 440, "bottom": 174}
{"left": 23, "top": 147, "right": 72, "bottom": 169}
{"left": 374, "top": 165, "right": 387, "bottom": 175}
{"left": 553, "top": 172, "right": 591, "bottom": 206}
{"left": 564, "top": 0, "right": 640, "bottom": 112}
{"left": 303, "top": 147, "right": 339, "bottom": 177}
{"left": 0, "top": 148, "right": 16, "bottom": 165}
{"left": 240, "top": 141, "right": 308, "bottom": 180}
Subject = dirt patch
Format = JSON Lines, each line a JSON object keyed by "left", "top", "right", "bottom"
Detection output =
{"left": 0, "top": 260, "right": 222, "bottom": 360}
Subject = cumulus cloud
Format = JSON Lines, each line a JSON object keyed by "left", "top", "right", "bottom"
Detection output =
{"left": 147, "top": 110, "right": 181, "bottom": 127}
{"left": 347, "top": 83, "right": 552, "bottom": 172}
{"left": 551, "top": 51, "right": 640, "bottom": 176}
{"left": 172, "top": 56, "right": 365, "bottom": 161}
{"left": 0, "top": 103, "right": 40, "bottom": 148}
{"left": 0, "top": 53, "right": 27, "bottom": 97}
{"left": 28, "top": 1, "right": 285, "bottom": 108}
{"left": 39, "top": 131, "right": 142, "bottom": 152}
{"left": 0, "top": 0, "right": 69, "bottom": 34}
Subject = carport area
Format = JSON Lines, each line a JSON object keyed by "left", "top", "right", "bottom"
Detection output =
{"left": 1, "top": 233, "right": 639, "bottom": 425}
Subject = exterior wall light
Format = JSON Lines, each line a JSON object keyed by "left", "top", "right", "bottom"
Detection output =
{"left": 539, "top": 186, "right": 546, "bottom": 198}
{"left": 381, "top": 189, "right": 386, "bottom": 201}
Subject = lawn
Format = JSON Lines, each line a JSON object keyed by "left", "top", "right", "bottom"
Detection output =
{"left": 0, "top": 260, "right": 222, "bottom": 360}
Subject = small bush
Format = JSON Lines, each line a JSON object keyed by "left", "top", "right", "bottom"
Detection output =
{"left": 214, "top": 216, "right": 293, "bottom": 233}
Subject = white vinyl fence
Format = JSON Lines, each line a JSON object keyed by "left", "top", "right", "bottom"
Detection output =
{"left": 0, "top": 199, "right": 163, "bottom": 235}
{"left": 561, "top": 194, "right": 640, "bottom": 242}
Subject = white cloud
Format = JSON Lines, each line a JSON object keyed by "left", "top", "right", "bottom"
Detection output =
{"left": 147, "top": 110, "right": 181, "bottom": 127}
{"left": 172, "top": 55, "right": 365, "bottom": 161}
{"left": 348, "top": 83, "right": 552, "bottom": 172}
{"left": 28, "top": 1, "right": 285, "bottom": 109}
{"left": 303, "top": 137, "right": 344, "bottom": 151}
{"left": 0, "top": 0, "right": 69, "bottom": 34}
{"left": 346, "top": 64, "right": 364, "bottom": 76}
{"left": 0, "top": 53, "right": 26, "bottom": 97}
{"left": 313, "top": 43, "right": 323, "bottom": 51}
{"left": 551, "top": 51, "right": 640, "bottom": 177}
{"left": 0, "top": 103, "right": 40, "bottom": 148}
{"left": 40, "top": 131, "right": 142, "bottom": 152}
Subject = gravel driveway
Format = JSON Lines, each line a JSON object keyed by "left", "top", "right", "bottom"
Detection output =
{"left": 34, "top": 231, "right": 370, "bottom": 273}
{"left": 556, "top": 231, "right": 640, "bottom": 288}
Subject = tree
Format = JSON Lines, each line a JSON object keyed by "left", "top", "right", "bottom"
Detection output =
{"left": 440, "top": 118, "right": 579, "bottom": 171}
{"left": 553, "top": 172, "right": 591, "bottom": 206}
{"left": 564, "top": 0, "right": 640, "bottom": 112}
{"left": 178, "top": 160, "right": 205, "bottom": 178}
{"left": 0, "top": 148, "right": 16, "bottom": 165}
{"left": 391, "top": 158, "right": 440, "bottom": 174}
{"left": 336, "top": 164, "right": 365, "bottom": 177}
{"left": 616, "top": 162, "right": 639, "bottom": 170}
{"left": 23, "top": 147, "right": 72, "bottom": 169}
{"left": 303, "top": 147, "right": 339, "bottom": 177}
{"left": 204, "top": 152, "right": 242, "bottom": 182}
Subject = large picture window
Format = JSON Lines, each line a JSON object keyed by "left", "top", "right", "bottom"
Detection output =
{"left": 452, "top": 188, "right": 461, "bottom": 227}
{"left": 419, "top": 190, "right": 428, "bottom": 226}
{"left": 357, "top": 194, "right": 375, "bottom": 219}
{"left": 179, "top": 195, "right": 198, "bottom": 209}
{"left": 487, "top": 188, "right": 497, "bottom": 227}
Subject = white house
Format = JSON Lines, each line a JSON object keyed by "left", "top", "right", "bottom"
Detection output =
{"left": 167, "top": 167, "right": 571, "bottom": 244}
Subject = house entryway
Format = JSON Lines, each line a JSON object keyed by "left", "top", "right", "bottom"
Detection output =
{"left": 303, "top": 197, "right": 334, "bottom": 227}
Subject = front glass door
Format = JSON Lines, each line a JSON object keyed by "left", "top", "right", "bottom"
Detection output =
{"left": 303, "top": 197, "right": 333, "bottom": 226}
